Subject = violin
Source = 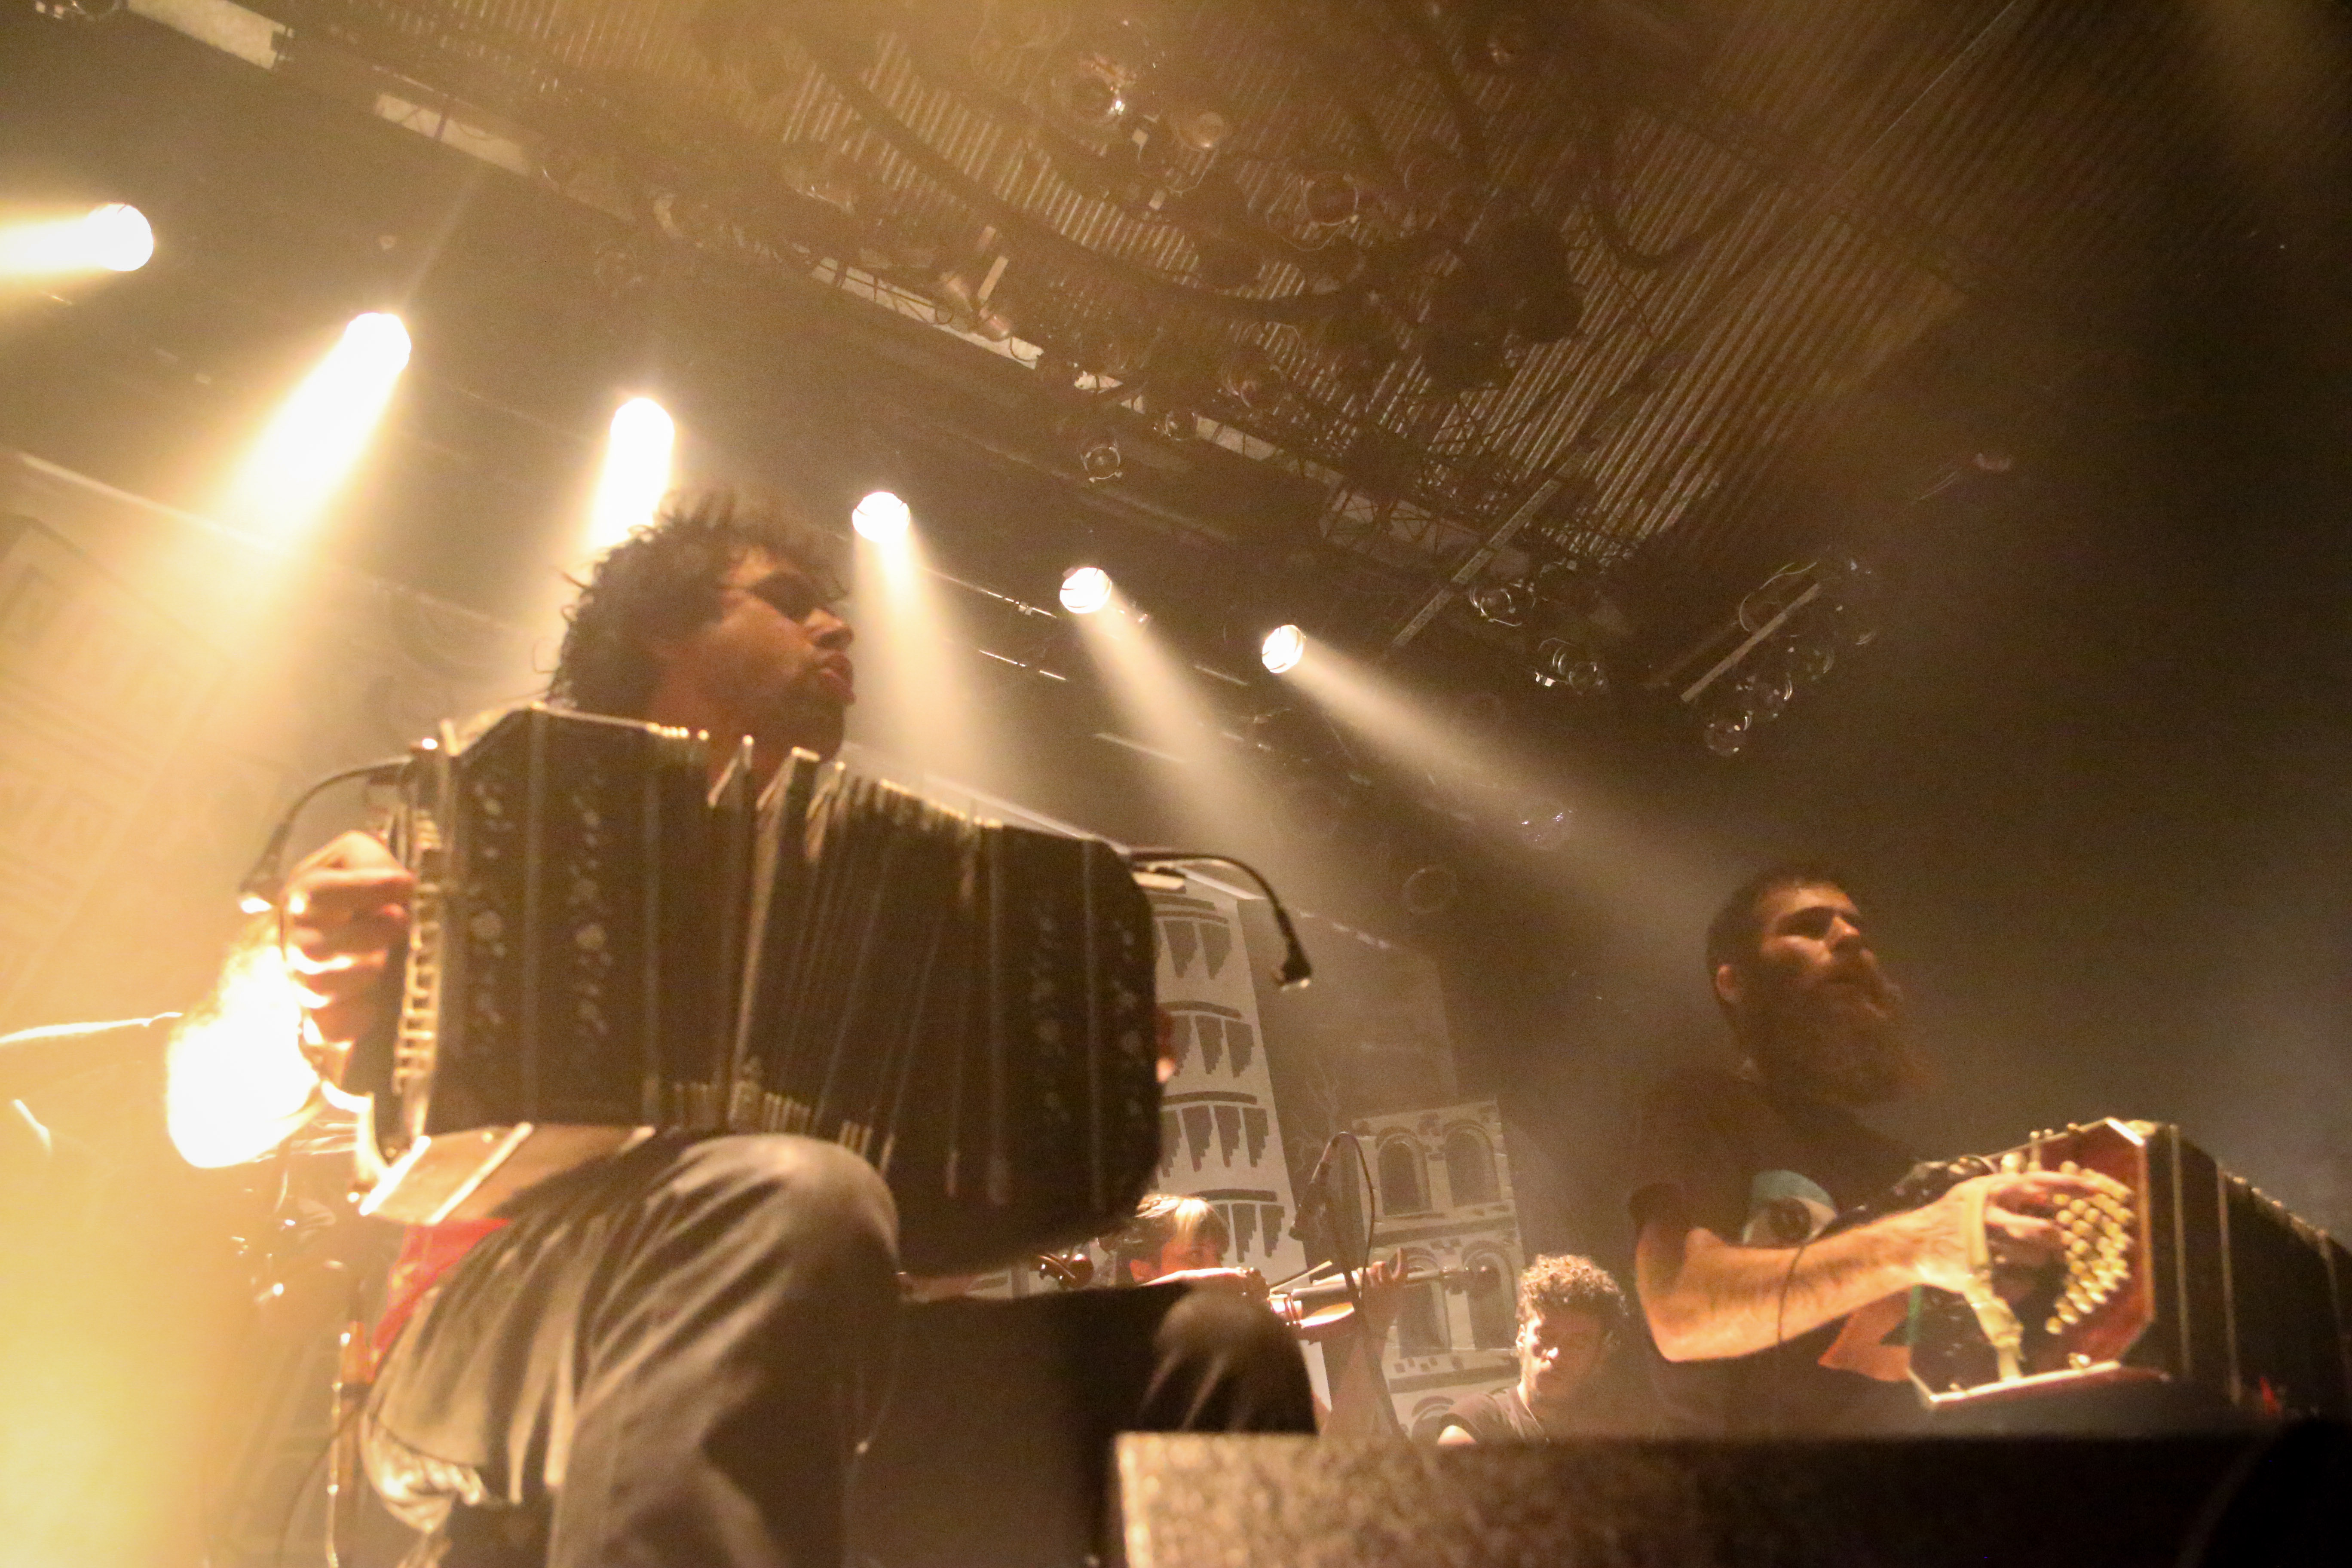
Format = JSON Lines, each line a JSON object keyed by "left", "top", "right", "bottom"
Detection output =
{"left": 1030, "top": 1249, "right": 1096, "bottom": 1290}
{"left": 1269, "top": 1259, "right": 1501, "bottom": 1338}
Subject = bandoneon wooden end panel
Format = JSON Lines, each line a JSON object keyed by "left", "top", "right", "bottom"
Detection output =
{"left": 1911, "top": 1119, "right": 2352, "bottom": 1421}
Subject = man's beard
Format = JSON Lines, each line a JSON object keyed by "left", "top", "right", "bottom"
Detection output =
{"left": 1743, "top": 970, "right": 1926, "bottom": 1107}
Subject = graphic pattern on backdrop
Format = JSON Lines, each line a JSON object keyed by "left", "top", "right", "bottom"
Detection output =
{"left": 0, "top": 519, "right": 222, "bottom": 1019}
{"left": 1152, "top": 883, "right": 1305, "bottom": 1283}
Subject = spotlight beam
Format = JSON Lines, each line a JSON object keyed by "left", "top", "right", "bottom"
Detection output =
{"left": 852, "top": 516, "right": 995, "bottom": 785}
{"left": 1273, "top": 633, "right": 1728, "bottom": 957}
{"left": 587, "top": 397, "right": 676, "bottom": 553}
{"left": 224, "top": 312, "right": 411, "bottom": 537}
{"left": 0, "top": 202, "right": 154, "bottom": 277}
{"left": 1072, "top": 591, "right": 1269, "bottom": 853}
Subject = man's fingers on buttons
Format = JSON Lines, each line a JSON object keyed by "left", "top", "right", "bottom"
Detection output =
{"left": 1998, "top": 1216, "right": 2065, "bottom": 1255}
{"left": 287, "top": 908, "right": 407, "bottom": 956}
{"left": 287, "top": 945, "right": 386, "bottom": 977}
{"left": 288, "top": 868, "right": 414, "bottom": 909}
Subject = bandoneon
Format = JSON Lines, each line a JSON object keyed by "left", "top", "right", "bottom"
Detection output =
{"left": 1898, "top": 1119, "right": 2352, "bottom": 1420}
{"left": 349, "top": 705, "right": 1163, "bottom": 1275}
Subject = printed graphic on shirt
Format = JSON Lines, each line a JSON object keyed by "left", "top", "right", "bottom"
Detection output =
{"left": 1740, "top": 1169, "right": 1913, "bottom": 1384}
{"left": 1740, "top": 1170, "right": 1837, "bottom": 1247}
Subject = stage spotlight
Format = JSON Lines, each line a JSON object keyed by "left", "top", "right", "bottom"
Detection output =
{"left": 1261, "top": 624, "right": 1305, "bottom": 674}
{"left": 80, "top": 202, "right": 153, "bottom": 271}
{"left": 1060, "top": 565, "right": 1114, "bottom": 616}
{"left": 0, "top": 201, "right": 154, "bottom": 276}
{"left": 1217, "top": 345, "right": 1283, "bottom": 409}
{"left": 587, "top": 396, "right": 675, "bottom": 551}
{"left": 1531, "top": 637, "right": 1608, "bottom": 696}
{"left": 227, "top": 311, "right": 411, "bottom": 533}
{"left": 1468, "top": 579, "right": 1537, "bottom": 628}
{"left": 1701, "top": 705, "right": 1752, "bottom": 758}
{"left": 852, "top": 489, "right": 912, "bottom": 544}
{"left": 1736, "top": 665, "right": 1793, "bottom": 723}
{"left": 1078, "top": 430, "right": 1124, "bottom": 484}
{"left": 1162, "top": 99, "right": 1232, "bottom": 154}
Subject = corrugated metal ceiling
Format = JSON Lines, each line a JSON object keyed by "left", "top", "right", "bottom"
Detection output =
{"left": 226, "top": 0, "right": 2348, "bottom": 642}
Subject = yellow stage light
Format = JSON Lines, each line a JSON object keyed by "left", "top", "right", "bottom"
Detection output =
{"left": 853, "top": 490, "right": 912, "bottom": 544}
{"left": 1060, "top": 565, "right": 1114, "bottom": 616}
{"left": 0, "top": 201, "right": 154, "bottom": 276}
{"left": 1261, "top": 623, "right": 1305, "bottom": 674}
{"left": 587, "top": 396, "right": 676, "bottom": 551}
{"left": 225, "top": 312, "right": 411, "bottom": 536}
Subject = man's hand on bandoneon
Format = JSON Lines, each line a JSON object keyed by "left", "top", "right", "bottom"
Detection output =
{"left": 282, "top": 830, "right": 414, "bottom": 1061}
{"left": 1910, "top": 1169, "right": 2107, "bottom": 1297}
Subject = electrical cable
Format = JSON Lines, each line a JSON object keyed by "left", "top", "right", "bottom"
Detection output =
{"left": 236, "top": 755, "right": 411, "bottom": 914}
{"left": 1123, "top": 851, "right": 1313, "bottom": 986}
{"left": 1764, "top": 1229, "right": 1816, "bottom": 1438}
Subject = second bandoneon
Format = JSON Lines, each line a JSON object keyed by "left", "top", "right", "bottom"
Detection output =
{"left": 352, "top": 705, "right": 1163, "bottom": 1275}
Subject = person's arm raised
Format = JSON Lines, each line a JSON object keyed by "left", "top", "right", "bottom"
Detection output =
{"left": 166, "top": 831, "right": 412, "bottom": 1167}
{"left": 1635, "top": 1170, "right": 2098, "bottom": 1363}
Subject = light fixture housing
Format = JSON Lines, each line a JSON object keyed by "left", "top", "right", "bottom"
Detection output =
{"left": 852, "top": 490, "right": 912, "bottom": 543}
{"left": 1260, "top": 624, "right": 1305, "bottom": 674}
{"left": 1060, "top": 564, "right": 1114, "bottom": 615}
{"left": 83, "top": 203, "right": 154, "bottom": 272}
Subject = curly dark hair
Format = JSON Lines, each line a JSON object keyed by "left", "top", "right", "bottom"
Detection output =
{"left": 548, "top": 488, "right": 848, "bottom": 719}
{"left": 1703, "top": 861, "right": 1855, "bottom": 981}
{"left": 1517, "top": 1253, "right": 1626, "bottom": 1330}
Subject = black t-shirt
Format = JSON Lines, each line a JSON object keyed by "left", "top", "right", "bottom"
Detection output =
{"left": 1626, "top": 1066, "right": 1918, "bottom": 1435}
{"left": 1439, "top": 1385, "right": 1546, "bottom": 1442}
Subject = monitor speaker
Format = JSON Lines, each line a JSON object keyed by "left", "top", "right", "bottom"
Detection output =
{"left": 1117, "top": 1424, "right": 2351, "bottom": 1568}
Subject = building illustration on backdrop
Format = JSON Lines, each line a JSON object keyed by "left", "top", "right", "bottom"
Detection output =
{"left": 1351, "top": 1097, "right": 1526, "bottom": 1438}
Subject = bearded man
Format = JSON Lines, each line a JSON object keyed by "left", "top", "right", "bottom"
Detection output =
{"left": 1628, "top": 865, "right": 2094, "bottom": 1434}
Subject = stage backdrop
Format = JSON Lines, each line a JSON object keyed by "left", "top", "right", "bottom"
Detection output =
{"left": 0, "top": 448, "right": 542, "bottom": 1036}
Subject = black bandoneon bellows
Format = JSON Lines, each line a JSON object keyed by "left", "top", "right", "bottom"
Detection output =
{"left": 355, "top": 705, "right": 1162, "bottom": 1274}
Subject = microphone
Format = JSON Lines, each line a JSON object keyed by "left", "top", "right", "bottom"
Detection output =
{"left": 1288, "top": 1132, "right": 1344, "bottom": 1243}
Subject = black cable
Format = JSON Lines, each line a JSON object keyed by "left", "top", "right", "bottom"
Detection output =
{"left": 1369, "top": 0, "right": 1489, "bottom": 177}
{"left": 1123, "top": 851, "right": 1312, "bottom": 987}
{"left": 1764, "top": 1230, "right": 1816, "bottom": 1438}
{"left": 236, "top": 756, "right": 411, "bottom": 914}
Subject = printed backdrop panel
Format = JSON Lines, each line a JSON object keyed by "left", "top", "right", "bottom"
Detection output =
{"left": 1152, "top": 879, "right": 1305, "bottom": 1283}
{"left": 0, "top": 518, "right": 224, "bottom": 1020}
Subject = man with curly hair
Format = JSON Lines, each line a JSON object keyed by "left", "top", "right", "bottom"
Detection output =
{"left": 545, "top": 490, "right": 857, "bottom": 774}
{"left": 171, "top": 492, "right": 885, "bottom": 1568}
{"left": 172, "top": 491, "right": 1311, "bottom": 1567}
{"left": 1433, "top": 1254, "right": 1626, "bottom": 1442}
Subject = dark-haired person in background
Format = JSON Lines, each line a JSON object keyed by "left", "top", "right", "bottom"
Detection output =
{"left": 1435, "top": 1254, "right": 1627, "bottom": 1443}
{"left": 1627, "top": 865, "right": 2101, "bottom": 1434}
{"left": 164, "top": 492, "right": 1310, "bottom": 1568}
